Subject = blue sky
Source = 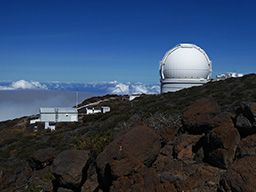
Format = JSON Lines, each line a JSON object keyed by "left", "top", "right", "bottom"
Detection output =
{"left": 0, "top": 0, "right": 255, "bottom": 83}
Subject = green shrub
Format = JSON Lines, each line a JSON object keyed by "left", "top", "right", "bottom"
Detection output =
{"left": 73, "top": 130, "right": 117, "bottom": 155}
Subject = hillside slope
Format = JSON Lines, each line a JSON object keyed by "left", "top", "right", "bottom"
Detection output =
{"left": 0, "top": 74, "right": 256, "bottom": 191}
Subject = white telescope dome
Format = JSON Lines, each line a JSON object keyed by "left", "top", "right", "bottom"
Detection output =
{"left": 160, "top": 43, "right": 212, "bottom": 93}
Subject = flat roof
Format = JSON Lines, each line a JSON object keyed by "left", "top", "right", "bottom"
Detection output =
{"left": 40, "top": 108, "right": 78, "bottom": 113}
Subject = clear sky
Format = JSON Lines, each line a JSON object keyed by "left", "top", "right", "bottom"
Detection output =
{"left": 0, "top": 0, "right": 255, "bottom": 83}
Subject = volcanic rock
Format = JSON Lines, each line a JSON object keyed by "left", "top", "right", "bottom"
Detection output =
{"left": 96, "top": 123, "right": 161, "bottom": 190}
{"left": 204, "top": 124, "right": 240, "bottom": 169}
{"left": 236, "top": 134, "right": 256, "bottom": 159}
{"left": 28, "top": 147, "right": 57, "bottom": 170}
{"left": 52, "top": 149, "right": 90, "bottom": 190}
{"left": 173, "top": 133, "right": 202, "bottom": 161}
{"left": 81, "top": 164, "right": 99, "bottom": 192}
{"left": 110, "top": 167, "right": 162, "bottom": 192}
{"left": 219, "top": 156, "right": 256, "bottom": 192}
{"left": 182, "top": 97, "right": 223, "bottom": 134}
{"left": 235, "top": 102, "right": 256, "bottom": 137}
{"left": 175, "top": 163, "right": 222, "bottom": 191}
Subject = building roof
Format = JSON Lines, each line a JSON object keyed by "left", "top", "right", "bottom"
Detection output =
{"left": 40, "top": 108, "right": 77, "bottom": 113}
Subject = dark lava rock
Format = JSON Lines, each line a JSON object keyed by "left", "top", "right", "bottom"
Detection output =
{"left": 96, "top": 123, "right": 161, "bottom": 190}
{"left": 235, "top": 102, "right": 256, "bottom": 137}
{"left": 160, "top": 171, "right": 177, "bottom": 183}
{"left": 175, "top": 163, "right": 222, "bottom": 192}
{"left": 57, "top": 187, "right": 73, "bottom": 192}
{"left": 110, "top": 167, "right": 163, "bottom": 192}
{"left": 236, "top": 134, "right": 256, "bottom": 159}
{"left": 52, "top": 149, "right": 90, "bottom": 191}
{"left": 81, "top": 164, "right": 99, "bottom": 192}
{"left": 28, "top": 147, "right": 57, "bottom": 170}
{"left": 173, "top": 133, "right": 202, "bottom": 161}
{"left": 182, "top": 98, "right": 223, "bottom": 134}
{"left": 219, "top": 156, "right": 256, "bottom": 192}
{"left": 204, "top": 124, "right": 240, "bottom": 169}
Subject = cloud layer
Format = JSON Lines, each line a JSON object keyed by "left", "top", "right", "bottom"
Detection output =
{"left": 0, "top": 80, "right": 160, "bottom": 95}
{"left": 0, "top": 80, "right": 160, "bottom": 121}
{"left": 0, "top": 80, "right": 47, "bottom": 90}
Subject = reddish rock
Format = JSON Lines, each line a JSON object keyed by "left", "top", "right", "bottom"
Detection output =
{"left": 160, "top": 183, "right": 176, "bottom": 192}
{"left": 219, "top": 156, "right": 256, "bottom": 192}
{"left": 204, "top": 125, "right": 240, "bottom": 169}
{"left": 153, "top": 156, "right": 185, "bottom": 181}
{"left": 96, "top": 123, "right": 161, "bottom": 190}
{"left": 52, "top": 149, "right": 90, "bottom": 190}
{"left": 28, "top": 147, "right": 57, "bottom": 170}
{"left": 57, "top": 187, "right": 73, "bottom": 192}
{"left": 175, "top": 163, "right": 222, "bottom": 192}
{"left": 182, "top": 97, "right": 222, "bottom": 134}
{"left": 235, "top": 102, "right": 256, "bottom": 137}
{"left": 206, "top": 124, "right": 240, "bottom": 151}
{"left": 158, "top": 126, "right": 177, "bottom": 144}
{"left": 81, "top": 164, "right": 99, "bottom": 192}
{"left": 110, "top": 167, "right": 162, "bottom": 192}
{"left": 173, "top": 133, "right": 202, "bottom": 161}
{"left": 236, "top": 134, "right": 256, "bottom": 158}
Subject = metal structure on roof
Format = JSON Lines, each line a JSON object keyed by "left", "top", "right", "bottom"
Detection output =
{"left": 160, "top": 43, "right": 212, "bottom": 93}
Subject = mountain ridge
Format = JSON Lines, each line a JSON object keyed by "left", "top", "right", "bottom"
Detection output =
{"left": 0, "top": 73, "right": 256, "bottom": 191}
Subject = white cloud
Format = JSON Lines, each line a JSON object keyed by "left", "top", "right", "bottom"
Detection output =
{"left": 0, "top": 80, "right": 47, "bottom": 90}
{"left": 109, "top": 83, "right": 130, "bottom": 94}
{"left": 0, "top": 80, "right": 160, "bottom": 95}
{"left": 108, "top": 82, "right": 160, "bottom": 95}
{"left": 131, "top": 84, "right": 148, "bottom": 94}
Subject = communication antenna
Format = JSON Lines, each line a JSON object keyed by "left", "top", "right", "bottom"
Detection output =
{"left": 76, "top": 88, "right": 79, "bottom": 108}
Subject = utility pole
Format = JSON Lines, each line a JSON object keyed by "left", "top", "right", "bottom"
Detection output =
{"left": 76, "top": 88, "right": 78, "bottom": 108}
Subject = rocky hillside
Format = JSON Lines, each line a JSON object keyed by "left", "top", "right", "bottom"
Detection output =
{"left": 1, "top": 74, "right": 256, "bottom": 192}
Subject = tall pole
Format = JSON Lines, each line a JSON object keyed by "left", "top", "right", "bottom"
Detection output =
{"left": 76, "top": 88, "right": 78, "bottom": 108}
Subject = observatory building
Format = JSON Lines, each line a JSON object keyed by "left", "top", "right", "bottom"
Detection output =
{"left": 160, "top": 43, "right": 212, "bottom": 93}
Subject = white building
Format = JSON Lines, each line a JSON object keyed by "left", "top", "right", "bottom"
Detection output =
{"left": 30, "top": 108, "right": 78, "bottom": 131}
{"left": 85, "top": 106, "right": 110, "bottom": 115}
{"left": 216, "top": 72, "right": 243, "bottom": 81}
{"left": 160, "top": 43, "right": 212, "bottom": 93}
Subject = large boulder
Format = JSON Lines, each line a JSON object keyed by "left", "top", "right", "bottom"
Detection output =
{"left": 219, "top": 156, "right": 256, "bottom": 192}
{"left": 81, "top": 164, "right": 99, "bottom": 192}
{"left": 182, "top": 98, "right": 225, "bottom": 134}
{"left": 236, "top": 134, "right": 256, "bottom": 159}
{"left": 173, "top": 133, "right": 202, "bottom": 161}
{"left": 110, "top": 167, "right": 163, "bottom": 192}
{"left": 52, "top": 149, "right": 90, "bottom": 191}
{"left": 175, "top": 163, "right": 222, "bottom": 192}
{"left": 96, "top": 123, "right": 161, "bottom": 190}
{"left": 235, "top": 102, "right": 256, "bottom": 137}
{"left": 28, "top": 148, "right": 57, "bottom": 170}
{"left": 153, "top": 152, "right": 222, "bottom": 191}
{"left": 204, "top": 124, "right": 240, "bottom": 169}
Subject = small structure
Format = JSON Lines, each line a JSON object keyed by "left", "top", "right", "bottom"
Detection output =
{"left": 216, "top": 72, "right": 243, "bottom": 81}
{"left": 129, "top": 95, "right": 140, "bottom": 101}
{"left": 101, "top": 106, "right": 111, "bottom": 113}
{"left": 30, "top": 107, "right": 78, "bottom": 131}
{"left": 85, "top": 106, "right": 111, "bottom": 115}
{"left": 86, "top": 108, "right": 101, "bottom": 115}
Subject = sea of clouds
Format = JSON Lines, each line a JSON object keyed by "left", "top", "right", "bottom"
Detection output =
{"left": 0, "top": 80, "right": 160, "bottom": 95}
{"left": 0, "top": 80, "right": 160, "bottom": 121}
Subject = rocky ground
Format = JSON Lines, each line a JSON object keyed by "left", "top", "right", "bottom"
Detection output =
{"left": 1, "top": 74, "right": 256, "bottom": 192}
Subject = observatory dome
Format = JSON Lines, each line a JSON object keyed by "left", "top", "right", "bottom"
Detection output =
{"left": 160, "top": 43, "right": 212, "bottom": 93}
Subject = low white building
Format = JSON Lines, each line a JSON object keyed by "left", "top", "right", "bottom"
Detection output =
{"left": 85, "top": 106, "right": 110, "bottom": 115}
{"left": 216, "top": 72, "right": 243, "bottom": 81}
{"left": 30, "top": 107, "right": 78, "bottom": 131}
{"left": 86, "top": 108, "right": 101, "bottom": 115}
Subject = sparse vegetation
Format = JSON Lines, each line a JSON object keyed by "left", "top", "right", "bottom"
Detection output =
{"left": 1, "top": 74, "right": 256, "bottom": 191}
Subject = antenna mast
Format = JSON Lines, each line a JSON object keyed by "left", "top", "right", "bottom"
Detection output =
{"left": 76, "top": 88, "right": 78, "bottom": 108}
